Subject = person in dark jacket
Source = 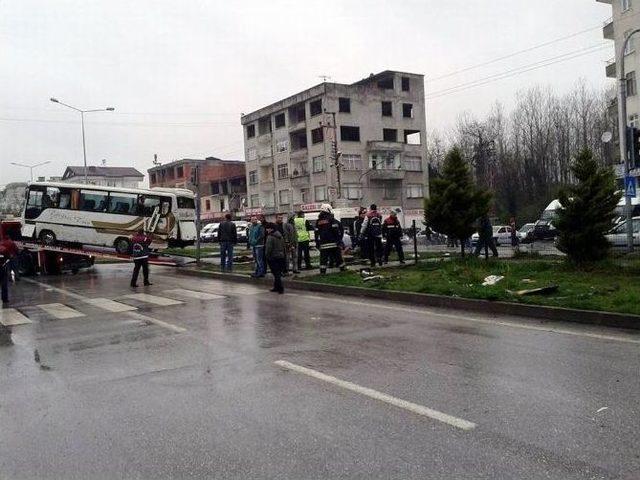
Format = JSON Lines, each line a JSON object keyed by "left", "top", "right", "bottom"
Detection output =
{"left": 353, "top": 207, "right": 368, "bottom": 260}
{"left": 315, "top": 204, "right": 346, "bottom": 274}
{"left": 382, "top": 211, "right": 405, "bottom": 264}
{"left": 217, "top": 213, "right": 237, "bottom": 272}
{"left": 359, "top": 204, "right": 384, "bottom": 267}
{"left": 474, "top": 214, "right": 498, "bottom": 258}
{"left": 247, "top": 216, "right": 266, "bottom": 277}
{"left": 265, "top": 223, "right": 286, "bottom": 293}
{"left": 130, "top": 229, "right": 152, "bottom": 287}
{"left": 0, "top": 236, "right": 18, "bottom": 305}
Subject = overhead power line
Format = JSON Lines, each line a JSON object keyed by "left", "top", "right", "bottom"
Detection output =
{"left": 426, "top": 44, "right": 611, "bottom": 100}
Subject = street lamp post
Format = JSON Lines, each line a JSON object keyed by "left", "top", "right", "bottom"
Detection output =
{"left": 49, "top": 97, "right": 115, "bottom": 184}
{"left": 10, "top": 161, "right": 51, "bottom": 182}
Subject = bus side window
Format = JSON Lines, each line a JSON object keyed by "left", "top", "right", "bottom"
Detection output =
{"left": 160, "top": 198, "right": 171, "bottom": 216}
{"left": 58, "top": 189, "right": 72, "bottom": 209}
{"left": 70, "top": 189, "right": 80, "bottom": 210}
{"left": 142, "top": 196, "right": 161, "bottom": 217}
{"left": 25, "top": 189, "right": 44, "bottom": 219}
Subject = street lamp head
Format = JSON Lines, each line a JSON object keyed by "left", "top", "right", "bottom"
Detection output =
{"left": 106, "top": 107, "right": 115, "bottom": 111}
{"left": 50, "top": 97, "right": 59, "bottom": 103}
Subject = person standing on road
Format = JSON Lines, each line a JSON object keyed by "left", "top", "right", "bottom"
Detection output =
{"left": 315, "top": 204, "right": 346, "bottom": 274}
{"left": 510, "top": 216, "right": 519, "bottom": 249}
{"left": 264, "top": 223, "right": 286, "bottom": 294}
{"left": 359, "top": 204, "right": 384, "bottom": 267}
{"left": 0, "top": 235, "right": 18, "bottom": 306}
{"left": 284, "top": 215, "right": 299, "bottom": 274}
{"left": 382, "top": 211, "right": 405, "bottom": 264}
{"left": 275, "top": 214, "right": 297, "bottom": 275}
{"left": 247, "top": 216, "right": 265, "bottom": 278}
{"left": 217, "top": 213, "right": 237, "bottom": 272}
{"left": 353, "top": 207, "right": 368, "bottom": 260}
{"left": 474, "top": 214, "right": 498, "bottom": 258}
{"left": 130, "top": 229, "right": 152, "bottom": 288}
{"left": 294, "top": 210, "right": 313, "bottom": 270}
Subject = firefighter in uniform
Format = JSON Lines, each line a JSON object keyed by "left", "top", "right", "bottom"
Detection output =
{"left": 315, "top": 204, "right": 346, "bottom": 274}
{"left": 294, "top": 211, "right": 313, "bottom": 270}
{"left": 382, "top": 210, "right": 405, "bottom": 264}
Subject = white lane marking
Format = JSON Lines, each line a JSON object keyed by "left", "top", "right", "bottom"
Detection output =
{"left": 275, "top": 360, "right": 476, "bottom": 431}
{"left": 0, "top": 308, "right": 32, "bottom": 326}
{"left": 83, "top": 298, "right": 137, "bottom": 312}
{"left": 288, "top": 294, "right": 640, "bottom": 345}
{"left": 21, "top": 278, "right": 86, "bottom": 300}
{"left": 37, "top": 303, "right": 85, "bottom": 319}
{"left": 162, "top": 289, "right": 225, "bottom": 301}
{"left": 124, "top": 311, "right": 186, "bottom": 333}
{"left": 122, "top": 293, "right": 182, "bottom": 306}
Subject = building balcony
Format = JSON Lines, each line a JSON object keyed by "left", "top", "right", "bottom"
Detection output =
{"left": 257, "top": 133, "right": 272, "bottom": 145}
{"left": 258, "top": 155, "right": 273, "bottom": 167}
{"left": 290, "top": 173, "right": 310, "bottom": 187}
{"left": 603, "top": 18, "right": 614, "bottom": 40}
{"left": 290, "top": 148, "right": 308, "bottom": 161}
{"left": 289, "top": 120, "right": 306, "bottom": 131}
{"left": 260, "top": 179, "right": 275, "bottom": 190}
{"left": 368, "top": 168, "right": 406, "bottom": 180}
{"left": 366, "top": 140, "right": 405, "bottom": 152}
{"left": 606, "top": 58, "right": 617, "bottom": 78}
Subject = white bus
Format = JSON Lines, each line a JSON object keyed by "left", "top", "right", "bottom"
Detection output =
{"left": 21, "top": 182, "right": 197, "bottom": 253}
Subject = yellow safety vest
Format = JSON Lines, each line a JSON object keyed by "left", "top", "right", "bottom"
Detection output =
{"left": 294, "top": 217, "right": 310, "bottom": 242}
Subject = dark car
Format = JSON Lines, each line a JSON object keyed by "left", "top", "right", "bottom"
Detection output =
{"left": 521, "top": 220, "right": 557, "bottom": 243}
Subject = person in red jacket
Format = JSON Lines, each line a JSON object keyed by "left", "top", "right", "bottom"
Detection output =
{"left": 382, "top": 211, "right": 405, "bottom": 264}
{"left": 130, "top": 229, "right": 153, "bottom": 288}
{"left": 0, "top": 237, "right": 18, "bottom": 305}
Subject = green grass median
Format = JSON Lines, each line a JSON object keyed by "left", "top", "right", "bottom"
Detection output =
{"left": 304, "top": 256, "right": 640, "bottom": 317}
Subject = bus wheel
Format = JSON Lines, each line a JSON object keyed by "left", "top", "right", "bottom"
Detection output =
{"left": 39, "top": 230, "right": 56, "bottom": 246}
{"left": 114, "top": 237, "right": 131, "bottom": 255}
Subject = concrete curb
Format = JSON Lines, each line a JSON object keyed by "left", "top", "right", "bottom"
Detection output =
{"left": 176, "top": 267, "right": 640, "bottom": 331}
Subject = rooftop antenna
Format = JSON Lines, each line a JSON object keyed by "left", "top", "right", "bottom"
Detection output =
{"left": 318, "top": 75, "right": 331, "bottom": 83}
{"left": 101, "top": 159, "right": 107, "bottom": 166}
{"left": 153, "top": 153, "right": 161, "bottom": 166}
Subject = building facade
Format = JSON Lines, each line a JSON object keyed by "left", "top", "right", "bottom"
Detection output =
{"left": 61, "top": 166, "right": 144, "bottom": 188}
{"left": 148, "top": 157, "right": 246, "bottom": 221}
{"left": 240, "top": 70, "right": 427, "bottom": 225}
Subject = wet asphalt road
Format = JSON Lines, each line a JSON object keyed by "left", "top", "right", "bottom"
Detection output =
{"left": 1, "top": 264, "right": 639, "bottom": 480}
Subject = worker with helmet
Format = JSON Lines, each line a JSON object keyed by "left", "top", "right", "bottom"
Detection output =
{"left": 314, "top": 204, "right": 346, "bottom": 274}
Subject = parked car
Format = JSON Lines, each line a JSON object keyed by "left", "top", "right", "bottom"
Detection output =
{"left": 235, "top": 221, "right": 249, "bottom": 243}
{"left": 471, "top": 225, "right": 514, "bottom": 246}
{"left": 606, "top": 217, "right": 640, "bottom": 249}
{"left": 200, "top": 223, "right": 219, "bottom": 243}
{"left": 517, "top": 223, "right": 536, "bottom": 241}
{"left": 521, "top": 220, "right": 558, "bottom": 243}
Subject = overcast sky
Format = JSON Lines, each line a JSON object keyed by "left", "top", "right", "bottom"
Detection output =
{"left": 0, "top": 0, "right": 615, "bottom": 185}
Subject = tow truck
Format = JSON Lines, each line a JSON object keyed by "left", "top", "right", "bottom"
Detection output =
{"left": 0, "top": 219, "right": 192, "bottom": 276}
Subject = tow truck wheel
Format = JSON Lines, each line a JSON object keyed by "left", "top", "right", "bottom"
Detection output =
{"left": 39, "top": 230, "right": 56, "bottom": 245}
{"left": 114, "top": 237, "right": 131, "bottom": 255}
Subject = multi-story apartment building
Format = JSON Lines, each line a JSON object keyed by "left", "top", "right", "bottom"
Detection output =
{"left": 148, "top": 157, "right": 246, "bottom": 221}
{"left": 240, "top": 70, "right": 427, "bottom": 225}
{"left": 598, "top": 0, "right": 639, "bottom": 179}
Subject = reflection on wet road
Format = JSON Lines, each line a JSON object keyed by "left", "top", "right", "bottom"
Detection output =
{"left": 1, "top": 264, "right": 639, "bottom": 479}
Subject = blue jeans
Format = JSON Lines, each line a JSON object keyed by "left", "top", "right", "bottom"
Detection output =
{"left": 252, "top": 245, "right": 266, "bottom": 276}
{"left": 220, "top": 242, "right": 234, "bottom": 271}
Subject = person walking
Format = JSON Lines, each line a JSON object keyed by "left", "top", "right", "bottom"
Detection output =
{"left": 284, "top": 215, "right": 299, "bottom": 274}
{"left": 0, "top": 235, "right": 18, "bottom": 306}
{"left": 509, "top": 216, "right": 519, "bottom": 248}
{"left": 217, "top": 213, "right": 237, "bottom": 272}
{"left": 264, "top": 223, "right": 286, "bottom": 294}
{"left": 247, "top": 216, "right": 266, "bottom": 278}
{"left": 353, "top": 207, "right": 369, "bottom": 261}
{"left": 294, "top": 210, "right": 313, "bottom": 270}
{"left": 474, "top": 214, "right": 498, "bottom": 258}
{"left": 382, "top": 211, "right": 405, "bottom": 264}
{"left": 359, "top": 204, "right": 384, "bottom": 267}
{"left": 315, "top": 204, "right": 346, "bottom": 274}
{"left": 130, "top": 229, "right": 152, "bottom": 288}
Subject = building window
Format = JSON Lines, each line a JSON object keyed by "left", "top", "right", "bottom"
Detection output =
{"left": 341, "top": 154, "right": 362, "bottom": 171}
{"left": 403, "top": 103, "right": 413, "bottom": 118}
{"left": 339, "top": 97, "right": 351, "bottom": 113}
{"left": 275, "top": 113, "right": 286, "bottom": 129}
{"left": 343, "top": 183, "right": 362, "bottom": 200}
{"left": 205, "top": 199, "right": 211, "bottom": 211}
{"left": 404, "top": 156, "right": 423, "bottom": 171}
{"left": 300, "top": 188, "right": 310, "bottom": 204}
{"left": 370, "top": 152, "right": 400, "bottom": 169}
{"left": 314, "top": 185, "right": 327, "bottom": 202}
{"left": 406, "top": 183, "right": 424, "bottom": 198}
{"left": 624, "top": 29, "right": 635, "bottom": 55}
{"left": 247, "top": 147, "right": 257, "bottom": 161}
{"left": 383, "top": 129, "right": 398, "bottom": 142}
{"left": 630, "top": 113, "right": 639, "bottom": 128}
{"left": 211, "top": 182, "right": 220, "bottom": 195}
{"left": 250, "top": 194, "right": 259, "bottom": 207}
{"left": 176, "top": 166, "right": 184, "bottom": 178}
{"left": 279, "top": 189, "right": 290, "bottom": 205}
{"left": 381, "top": 101, "right": 393, "bottom": 117}
{"left": 277, "top": 163, "right": 289, "bottom": 179}
{"left": 402, "top": 77, "right": 410, "bottom": 92}
{"left": 621, "top": 0, "right": 631, "bottom": 11}
{"left": 627, "top": 71, "right": 637, "bottom": 97}
{"left": 246, "top": 124, "right": 256, "bottom": 138}
{"left": 311, "top": 127, "right": 324, "bottom": 144}
{"left": 249, "top": 170, "right": 258, "bottom": 185}
{"left": 383, "top": 183, "right": 399, "bottom": 199}
{"left": 340, "top": 126, "right": 360, "bottom": 142}
{"left": 276, "top": 139, "right": 289, "bottom": 153}
{"left": 150, "top": 173, "right": 156, "bottom": 184}
{"left": 312, "top": 155, "right": 326, "bottom": 173}
{"left": 310, "top": 99, "right": 322, "bottom": 117}
{"left": 377, "top": 76, "right": 394, "bottom": 89}
{"left": 404, "top": 130, "right": 422, "bottom": 145}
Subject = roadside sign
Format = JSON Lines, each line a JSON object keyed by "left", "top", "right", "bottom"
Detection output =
{"left": 624, "top": 175, "right": 637, "bottom": 198}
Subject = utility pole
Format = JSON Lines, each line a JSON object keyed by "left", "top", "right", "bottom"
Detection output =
{"left": 617, "top": 28, "right": 640, "bottom": 253}
{"left": 323, "top": 111, "right": 342, "bottom": 200}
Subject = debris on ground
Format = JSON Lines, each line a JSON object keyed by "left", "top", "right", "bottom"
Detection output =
{"left": 363, "top": 275, "right": 384, "bottom": 282}
{"left": 482, "top": 275, "right": 504, "bottom": 286}
{"left": 507, "top": 285, "right": 559, "bottom": 296}
{"left": 596, "top": 407, "right": 609, "bottom": 413}
{"left": 521, "top": 278, "right": 536, "bottom": 284}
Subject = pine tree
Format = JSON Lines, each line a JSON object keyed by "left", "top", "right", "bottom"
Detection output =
{"left": 425, "top": 147, "right": 491, "bottom": 256}
{"left": 555, "top": 148, "right": 621, "bottom": 264}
